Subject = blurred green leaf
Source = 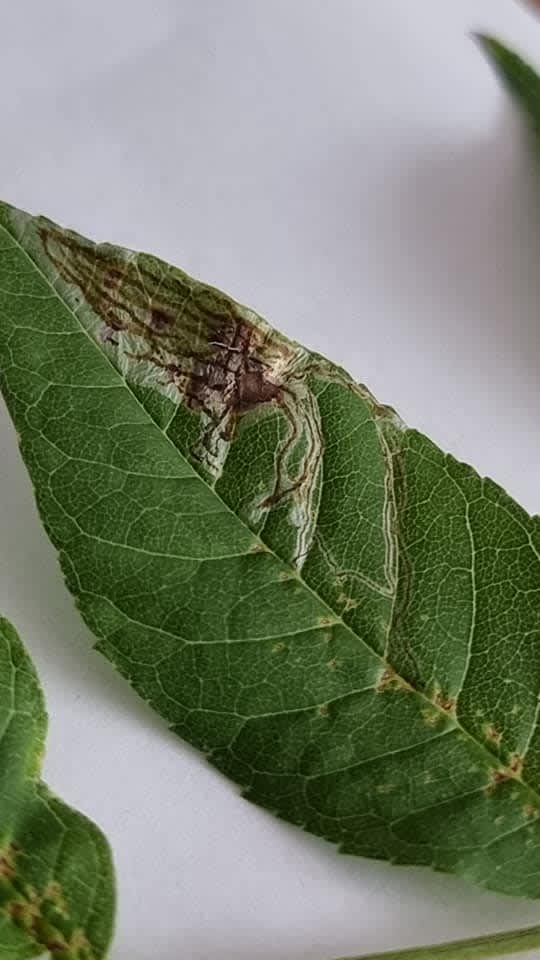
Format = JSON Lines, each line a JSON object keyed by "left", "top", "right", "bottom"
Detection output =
{"left": 479, "top": 36, "right": 540, "bottom": 140}
{"left": 0, "top": 614, "right": 114, "bottom": 958}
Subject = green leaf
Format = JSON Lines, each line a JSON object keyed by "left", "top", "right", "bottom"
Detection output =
{"left": 479, "top": 36, "right": 540, "bottom": 140}
{"left": 0, "top": 613, "right": 114, "bottom": 959}
{"left": 0, "top": 201, "right": 539, "bottom": 903}
{"left": 344, "top": 921, "right": 540, "bottom": 960}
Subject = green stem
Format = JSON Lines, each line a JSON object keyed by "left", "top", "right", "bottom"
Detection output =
{"left": 338, "top": 924, "right": 540, "bottom": 960}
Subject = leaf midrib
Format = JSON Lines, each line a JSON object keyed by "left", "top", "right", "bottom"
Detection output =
{"left": 5, "top": 217, "right": 540, "bottom": 819}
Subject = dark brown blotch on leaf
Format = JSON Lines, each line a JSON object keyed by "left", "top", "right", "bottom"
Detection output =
{"left": 39, "top": 225, "right": 286, "bottom": 435}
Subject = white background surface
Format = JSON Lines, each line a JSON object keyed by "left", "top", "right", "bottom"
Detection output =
{"left": 0, "top": 2, "right": 540, "bottom": 958}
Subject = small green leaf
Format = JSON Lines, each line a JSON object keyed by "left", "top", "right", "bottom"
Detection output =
{"left": 479, "top": 36, "right": 540, "bottom": 140}
{"left": 0, "top": 614, "right": 114, "bottom": 959}
{"left": 0, "top": 201, "right": 539, "bottom": 903}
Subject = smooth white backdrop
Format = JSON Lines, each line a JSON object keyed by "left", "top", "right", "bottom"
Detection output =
{"left": 0, "top": 2, "right": 540, "bottom": 958}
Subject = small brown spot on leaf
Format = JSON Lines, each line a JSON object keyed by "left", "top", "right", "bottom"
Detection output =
{"left": 486, "top": 724, "right": 503, "bottom": 746}
{"left": 5, "top": 876, "right": 81, "bottom": 957}
{"left": 0, "top": 843, "right": 18, "bottom": 880}
{"left": 43, "top": 941, "right": 66, "bottom": 953}
{"left": 103, "top": 267, "right": 123, "bottom": 289}
{"left": 317, "top": 703, "right": 330, "bottom": 718}
{"left": 376, "top": 667, "right": 396, "bottom": 692}
{"left": 524, "top": 805, "right": 539, "bottom": 819}
{"left": 327, "top": 657, "right": 341, "bottom": 671}
{"left": 317, "top": 616, "right": 337, "bottom": 628}
{"left": 149, "top": 307, "right": 172, "bottom": 331}
{"left": 272, "top": 642, "right": 287, "bottom": 654}
{"left": 433, "top": 690, "right": 456, "bottom": 714}
{"left": 249, "top": 542, "right": 267, "bottom": 554}
{"left": 376, "top": 667, "right": 413, "bottom": 695}
{"left": 485, "top": 761, "right": 523, "bottom": 793}
{"left": 0, "top": 858, "right": 13, "bottom": 879}
{"left": 493, "top": 769, "right": 511, "bottom": 785}
{"left": 510, "top": 753, "right": 524, "bottom": 777}
{"left": 8, "top": 899, "right": 39, "bottom": 931}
